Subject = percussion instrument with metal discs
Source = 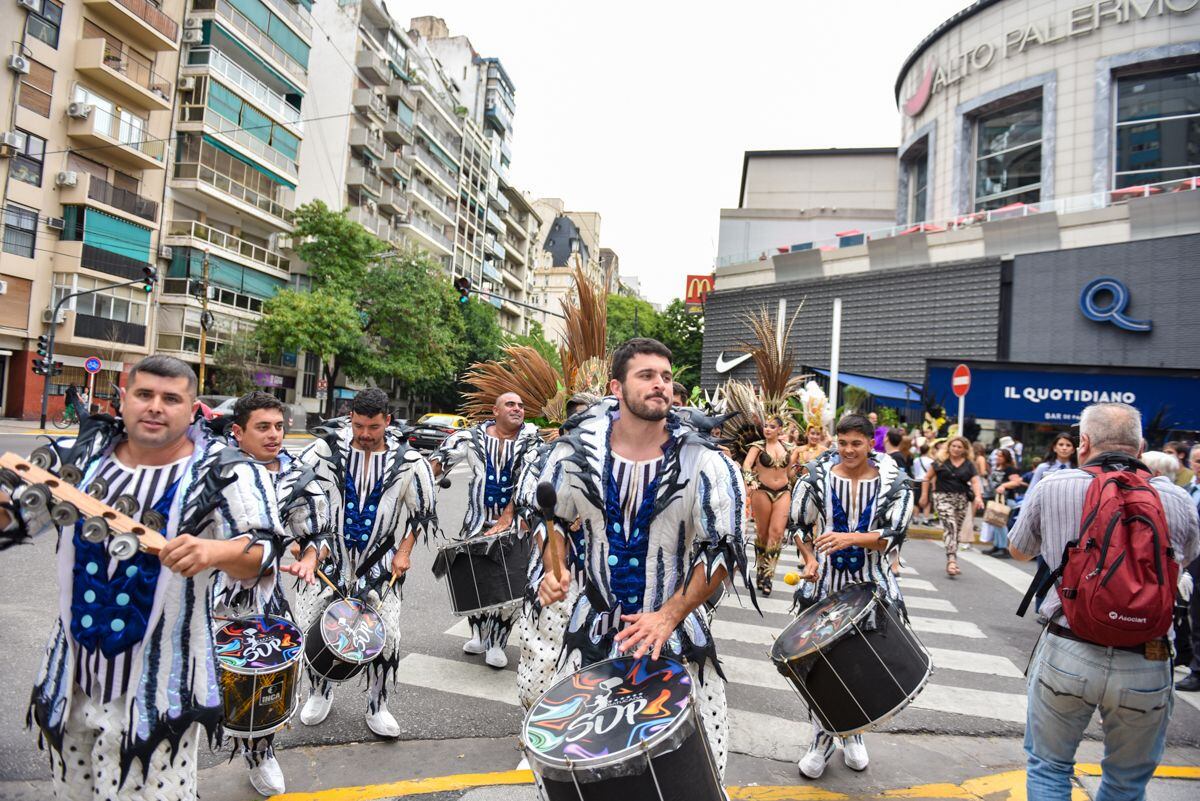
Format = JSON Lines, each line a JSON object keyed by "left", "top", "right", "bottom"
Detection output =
{"left": 521, "top": 655, "right": 724, "bottom": 801}
{"left": 771, "top": 581, "right": 931, "bottom": 735}
{"left": 304, "top": 596, "right": 387, "bottom": 682}
{"left": 432, "top": 527, "right": 532, "bottom": 616}
{"left": 215, "top": 615, "right": 303, "bottom": 737}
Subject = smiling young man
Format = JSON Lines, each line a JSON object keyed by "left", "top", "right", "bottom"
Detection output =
{"left": 5, "top": 356, "right": 283, "bottom": 801}
{"left": 535, "top": 337, "right": 752, "bottom": 779}
{"left": 430, "top": 391, "right": 542, "bottom": 668}
{"left": 293, "top": 387, "right": 436, "bottom": 739}
{"left": 788, "top": 413, "right": 914, "bottom": 780}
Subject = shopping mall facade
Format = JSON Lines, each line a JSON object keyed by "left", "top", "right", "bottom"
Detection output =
{"left": 701, "top": 0, "right": 1200, "bottom": 444}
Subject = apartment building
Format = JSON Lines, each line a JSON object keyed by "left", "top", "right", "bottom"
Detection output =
{"left": 1, "top": 0, "right": 184, "bottom": 418}
{"left": 528, "top": 197, "right": 605, "bottom": 344}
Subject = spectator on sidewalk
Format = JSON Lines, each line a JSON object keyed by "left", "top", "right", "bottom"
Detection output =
{"left": 884, "top": 429, "right": 910, "bottom": 474}
{"left": 1009, "top": 403, "right": 1199, "bottom": 801}
{"left": 981, "top": 448, "right": 1023, "bottom": 558}
{"left": 919, "top": 435, "right": 983, "bottom": 577}
{"left": 1180, "top": 444, "right": 1200, "bottom": 692}
{"left": 910, "top": 442, "right": 935, "bottom": 525}
{"left": 1165, "top": 441, "right": 1195, "bottom": 488}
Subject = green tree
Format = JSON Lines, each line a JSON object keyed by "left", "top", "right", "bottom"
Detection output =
{"left": 658, "top": 299, "right": 704, "bottom": 387}
{"left": 606, "top": 295, "right": 662, "bottom": 349}
{"left": 209, "top": 337, "right": 260, "bottom": 396}
{"left": 506, "top": 320, "right": 562, "bottom": 374}
{"left": 416, "top": 297, "right": 505, "bottom": 410}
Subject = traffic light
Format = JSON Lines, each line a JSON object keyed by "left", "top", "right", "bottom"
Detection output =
{"left": 141, "top": 266, "right": 157, "bottom": 294}
{"left": 32, "top": 335, "right": 51, "bottom": 375}
{"left": 36, "top": 334, "right": 49, "bottom": 358}
{"left": 32, "top": 359, "right": 47, "bottom": 376}
{"left": 453, "top": 277, "right": 470, "bottom": 304}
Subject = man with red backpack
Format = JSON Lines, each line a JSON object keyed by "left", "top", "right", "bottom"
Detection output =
{"left": 1009, "top": 402, "right": 1198, "bottom": 801}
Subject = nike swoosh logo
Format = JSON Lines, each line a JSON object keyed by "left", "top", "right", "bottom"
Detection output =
{"left": 715, "top": 352, "right": 752, "bottom": 373}
{"left": 903, "top": 64, "right": 934, "bottom": 117}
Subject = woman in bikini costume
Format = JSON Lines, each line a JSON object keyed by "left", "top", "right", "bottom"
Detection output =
{"left": 742, "top": 415, "right": 794, "bottom": 595}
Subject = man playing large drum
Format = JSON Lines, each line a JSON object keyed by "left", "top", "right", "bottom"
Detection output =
{"left": 430, "top": 392, "right": 541, "bottom": 668}
{"left": 536, "top": 337, "right": 752, "bottom": 778}
{"left": 293, "top": 388, "right": 437, "bottom": 738}
{"left": 788, "top": 414, "right": 914, "bottom": 779}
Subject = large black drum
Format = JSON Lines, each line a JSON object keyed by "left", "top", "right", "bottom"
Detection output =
{"left": 215, "top": 615, "right": 303, "bottom": 737}
{"left": 433, "top": 528, "right": 532, "bottom": 616}
{"left": 522, "top": 656, "right": 723, "bottom": 801}
{"left": 304, "top": 597, "right": 387, "bottom": 683}
{"left": 771, "top": 582, "right": 931, "bottom": 736}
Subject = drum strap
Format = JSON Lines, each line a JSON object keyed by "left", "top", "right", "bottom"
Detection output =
{"left": 353, "top": 466, "right": 419, "bottom": 582}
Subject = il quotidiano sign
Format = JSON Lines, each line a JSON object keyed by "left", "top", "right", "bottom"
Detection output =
{"left": 902, "top": 0, "right": 1199, "bottom": 116}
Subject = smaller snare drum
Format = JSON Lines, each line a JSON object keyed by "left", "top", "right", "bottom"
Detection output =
{"left": 215, "top": 615, "right": 303, "bottom": 737}
{"left": 433, "top": 528, "right": 533, "bottom": 616}
{"left": 304, "top": 597, "right": 387, "bottom": 683}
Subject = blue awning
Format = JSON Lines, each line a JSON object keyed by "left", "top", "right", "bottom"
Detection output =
{"left": 812, "top": 368, "right": 922, "bottom": 403}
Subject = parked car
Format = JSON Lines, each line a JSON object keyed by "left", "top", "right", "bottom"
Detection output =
{"left": 407, "top": 412, "right": 469, "bottom": 451}
{"left": 198, "top": 395, "right": 308, "bottom": 434}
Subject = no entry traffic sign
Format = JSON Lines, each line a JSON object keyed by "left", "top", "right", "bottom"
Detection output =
{"left": 952, "top": 364, "right": 971, "bottom": 398}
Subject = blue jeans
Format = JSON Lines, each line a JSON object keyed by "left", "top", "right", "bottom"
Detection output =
{"left": 1024, "top": 632, "right": 1173, "bottom": 801}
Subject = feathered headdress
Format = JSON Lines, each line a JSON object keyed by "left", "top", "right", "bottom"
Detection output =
{"left": 796, "top": 380, "right": 832, "bottom": 433}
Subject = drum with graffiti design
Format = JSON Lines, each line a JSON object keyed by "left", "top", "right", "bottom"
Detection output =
{"left": 771, "top": 582, "right": 931, "bottom": 735}
{"left": 303, "top": 597, "right": 387, "bottom": 683}
{"left": 216, "top": 615, "right": 303, "bottom": 737}
{"left": 521, "top": 655, "right": 723, "bottom": 801}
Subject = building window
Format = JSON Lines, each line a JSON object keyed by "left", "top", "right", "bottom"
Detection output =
{"left": 11, "top": 130, "right": 46, "bottom": 187}
{"left": 27, "top": 0, "right": 62, "bottom": 47}
{"left": 973, "top": 96, "right": 1042, "bottom": 211}
{"left": 902, "top": 143, "right": 929, "bottom": 224}
{"left": 1114, "top": 64, "right": 1200, "bottom": 189}
{"left": 18, "top": 59, "right": 54, "bottom": 118}
{"left": 3, "top": 204, "right": 37, "bottom": 258}
{"left": 302, "top": 352, "right": 318, "bottom": 398}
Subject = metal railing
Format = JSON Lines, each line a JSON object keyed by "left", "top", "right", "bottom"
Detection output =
{"left": 193, "top": 0, "right": 307, "bottom": 82}
{"left": 192, "top": 46, "right": 301, "bottom": 128}
{"left": 108, "top": 0, "right": 179, "bottom": 41}
{"left": 80, "top": 105, "right": 164, "bottom": 161}
{"left": 262, "top": 0, "right": 311, "bottom": 39}
{"left": 174, "top": 140, "right": 294, "bottom": 223}
{"left": 166, "top": 219, "right": 288, "bottom": 272}
{"left": 403, "top": 214, "right": 453, "bottom": 252}
{"left": 415, "top": 110, "right": 462, "bottom": 155}
{"left": 410, "top": 180, "right": 454, "bottom": 218}
{"left": 87, "top": 175, "right": 158, "bottom": 221}
{"left": 715, "top": 175, "right": 1200, "bottom": 268}
{"left": 412, "top": 146, "right": 458, "bottom": 191}
{"left": 178, "top": 104, "right": 298, "bottom": 176}
{"left": 90, "top": 40, "right": 172, "bottom": 97}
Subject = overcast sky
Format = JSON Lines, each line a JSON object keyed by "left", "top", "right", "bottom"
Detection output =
{"left": 418, "top": 1, "right": 972, "bottom": 304}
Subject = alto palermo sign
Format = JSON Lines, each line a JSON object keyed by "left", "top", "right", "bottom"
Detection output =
{"left": 902, "top": 0, "right": 1199, "bottom": 116}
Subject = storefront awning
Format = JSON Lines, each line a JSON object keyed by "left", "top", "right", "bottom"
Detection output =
{"left": 812, "top": 368, "right": 923, "bottom": 403}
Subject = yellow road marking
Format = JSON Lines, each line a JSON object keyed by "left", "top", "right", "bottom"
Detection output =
{"left": 266, "top": 764, "right": 1200, "bottom": 801}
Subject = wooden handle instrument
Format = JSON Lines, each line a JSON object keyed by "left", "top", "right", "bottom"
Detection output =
{"left": 0, "top": 452, "right": 167, "bottom": 555}
{"left": 535, "top": 482, "right": 564, "bottom": 580}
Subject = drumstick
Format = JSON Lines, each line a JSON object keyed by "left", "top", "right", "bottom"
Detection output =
{"left": 316, "top": 569, "right": 348, "bottom": 600}
{"left": 535, "top": 482, "right": 564, "bottom": 582}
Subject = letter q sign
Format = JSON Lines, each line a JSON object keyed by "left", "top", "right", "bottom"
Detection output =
{"left": 1079, "top": 277, "right": 1151, "bottom": 333}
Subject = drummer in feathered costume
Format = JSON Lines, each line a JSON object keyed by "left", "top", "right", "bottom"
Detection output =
{"left": 787, "top": 413, "right": 913, "bottom": 780}
{"left": 536, "top": 337, "right": 754, "bottom": 778}
{"left": 292, "top": 387, "right": 436, "bottom": 739}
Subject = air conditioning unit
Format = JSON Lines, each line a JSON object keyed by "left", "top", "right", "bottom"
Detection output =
{"left": 67, "top": 102, "right": 93, "bottom": 119}
{"left": 179, "top": 76, "right": 196, "bottom": 91}
{"left": 6, "top": 55, "right": 29, "bottom": 75}
{"left": 182, "top": 29, "right": 203, "bottom": 44}
{"left": 158, "top": 245, "right": 173, "bottom": 260}
{"left": 184, "top": 16, "right": 203, "bottom": 29}
{"left": 0, "top": 130, "right": 25, "bottom": 149}
{"left": 42, "top": 308, "right": 66, "bottom": 324}
{"left": 55, "top": 171, "right": 78, "bottom": 188}
{"left": 270, "top": 233, "right": 294, "bottom": 251}
{"left": 46, "top": 217, "right": 65, "bottom": 231}
{"left": 365, "top": 199, "right": 378, "bottom": 214}
{"left": 16, "top": 0, "right": 39, "bottom": 11}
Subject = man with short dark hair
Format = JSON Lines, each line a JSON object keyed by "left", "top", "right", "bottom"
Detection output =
{"left": 672, "top": 381, "right": 687, "bottom": 407}
{"left": 536, "top": 337, "right": 751, "bottom": 779}
{"left": 294, "top": 387, "right": 436, "bottom": 738}
{"left": 6, "top": 356, "right": 283, "bottom": 801}
{"left": 1009, "top": 402, "right": 1198, "bottom": 800}
{"left": 431, "top": 391, "right": 542, "bottom": 668}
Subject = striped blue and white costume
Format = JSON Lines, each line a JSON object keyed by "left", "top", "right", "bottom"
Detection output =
{"left": 535, "top": 398, "right": 753, "bottom": 778}
{"left": 20, "top": 415, "right": 283, "bottom": 801}
{"left": 431, "top": 421, "right": 542, "bottom": 653}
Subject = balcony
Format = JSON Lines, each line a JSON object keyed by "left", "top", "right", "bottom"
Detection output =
{"left": 491, "top": 189, "right": 510, "bottom": 214}
{"left": 349, "top": 126, "right": 385, "bottom": 160}
{"left": 59, "top": 174, "right": 159, "bottom": 225}
{"left": 379, "top": 186, "right": 407, "bottom": 216}
{"left": 347, "top": 204, "right": 380, "bottom": 235}
{"left": 377, "top": 220, "right": 393, "bottom": 243}
{"left": 177, "top": 104, "right": 298, "bottom": 178}
{"left": 356, "top": 51, "right": 390, "bottom": 86}
{"left": 81, "top": 0, "right": 179, "bottom": 51}
{"left": 382, "top": 149, "right": 411, "bottom": 183}
{"left": 75, "top": 313, "right": 146, "bottom": 346}
{"left": 192, "top": 0, "right": 307, "bottom": 84}
{"left": 506, "top": 239, "right": 527, "bottom": 266}
{"left": 383, "top": 116, "right": 412, "bottom": 147}
{"left": 484, "top": 98, "right": 512, "bottom": 134}
{"left": 409, "top": 180, "right": 455, "bottom": 224}
{"left": 67, "top": 106, "right": 165, "bottom": 172}
{"left": 188, "top": 46, "right": 301, "bottom": 130}
{"left": 415, "top": 111, "right": 462, "bottom": 159}
{"left": 485, "top": 207, "right": 504, "bottom": 232}
{"left": 347, "top": 165, "right": 383, "bottom": 198}
{"left": 352, "top": 88, "right": 389, "bottom": 121}
{"left": 164, "top": 220, "right": 289, "bottom": 274}
{"left": 385, "top": 79, "right": 418, "bottom": 108}
{"left": 485, "top": 236, "right": 506, "bottom": 260}
{"left": 400, "top": 214, "right": 453, "bottom": 256}
{"left": 75, "top": 39, "right": 171, "bottom": 111}
{"left": 412, "top": 146, "right": 458, "bottom": 194}
{"left": 496, "top": 162, "right": 512, "bottom": 190}
{"left": 173, "top": 137, "right": 295, "bottom": 226}
{"left": 501, "top": 267, "right": 522, "bottom": 291}
{"left": 263, "top": 0, "right": 312, "bottom": 40}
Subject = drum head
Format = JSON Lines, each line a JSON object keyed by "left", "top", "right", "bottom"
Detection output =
{"left": 523, "top": 655, "right": 694, "bottom": 772}
{"left": 216, "top": 615, "right": 303, "bottom": 674}
{"left": 320, "top": 598, "right": 386, "bottom": 664}
{"left": 771, "top": 582, "right": 876, "bottom": 662}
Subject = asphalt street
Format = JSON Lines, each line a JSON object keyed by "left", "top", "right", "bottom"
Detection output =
{"left": 0, "top": 429, "right": 1198, "bottom": 799}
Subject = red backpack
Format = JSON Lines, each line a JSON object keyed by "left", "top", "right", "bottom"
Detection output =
{"left": 1052, "top": 457, "right": 1177, "bottom": 646}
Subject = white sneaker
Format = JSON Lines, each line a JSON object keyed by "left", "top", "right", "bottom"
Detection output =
{"left": 843, "top": 735, "right": 869, "bottom": 771}
{"left": 485, "top": 645, "right": 508, "bottom": 668}
{"left": 798, "top": 732, "right": 836, "bottom": 779}
{"left": 300, "top": 691, "right": 332, "bottom": 726}
{"left": 959, "top": 543, "right": 972, "bottom": 551}
{"left": 248, "top": 755, "right": 286, "bottom": 796}
{"left": 462, "top": 636, "right": 485, "bottom": 655}
{"left": 366, "top": 707, "right": 401, "bottom": 738}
